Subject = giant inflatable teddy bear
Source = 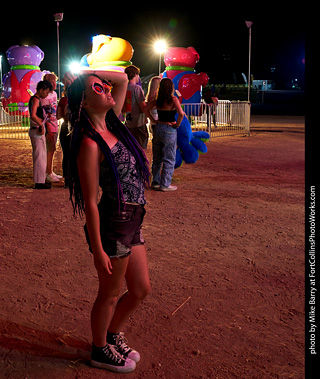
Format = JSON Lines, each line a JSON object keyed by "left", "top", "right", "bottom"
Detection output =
{"left": 174, "top": 116, "right": 210, "bottom": 168}
{"left": 1, "top": 45, "right": 48, "bottom": 115}
{"left": 162, "top": 46, "right": 210, "bottom": 168}
{"left": 80, "top": 34, "right": 134, "bottom": 72}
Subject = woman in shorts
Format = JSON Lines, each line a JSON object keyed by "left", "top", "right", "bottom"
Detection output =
{"left": 67, "top": 72, "right": 151, "bottom": 373}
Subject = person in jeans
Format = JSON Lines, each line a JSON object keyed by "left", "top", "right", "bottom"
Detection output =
{"left": 67, "top": 72, "right": 151, "bottom": 373}
{"left": 144, "top": 78, "right": 184, "bottom": 191}
{"left": 123, "top": 65, "right": 149, "bottom": 149}
{"left": 28, "top": 80, "right": 52, "bottom": 189}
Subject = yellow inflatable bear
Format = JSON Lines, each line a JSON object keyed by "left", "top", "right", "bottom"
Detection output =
{"left": 81, "top": 35, "right": 134, "bottom": 72}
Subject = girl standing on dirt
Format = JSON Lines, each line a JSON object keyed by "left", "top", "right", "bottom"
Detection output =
{"left": 67, "top": 72, "right": 151, "bottom": 373}
{"left": 144, "top": 78, "right": 184, "bottom": 191}
{"left": 28, "top": 80, "right": 52, "bottom": 189}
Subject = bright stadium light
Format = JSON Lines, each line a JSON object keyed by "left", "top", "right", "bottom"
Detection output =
{"left": 69, "top": 61, "right": 82, "bottom": 74}
{"left": 154, "top": 40, "right": 167, "bottom": 75}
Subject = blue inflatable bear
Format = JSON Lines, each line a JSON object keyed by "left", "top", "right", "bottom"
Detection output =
{"left": 175, "top": 114, "right": 210, "bottom": 168}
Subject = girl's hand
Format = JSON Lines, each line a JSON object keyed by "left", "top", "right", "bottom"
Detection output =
{"left": 170, "top": 121, "right": 179, "bottom": 128}
{"left": 38, "top": 125, "right": 45, "bottom": 135}
{"left": 94, "top": 252, "right": 113, "bottom": 275}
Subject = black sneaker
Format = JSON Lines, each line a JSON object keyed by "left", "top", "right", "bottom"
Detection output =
{"left": 90, "top": 343, "right": 136, "bottom": 373}
{"left": 108, "top": 332, "right": 141, "bottom": 363}
{"left": 34, "top": 182, "right": 52, "bottom": 189}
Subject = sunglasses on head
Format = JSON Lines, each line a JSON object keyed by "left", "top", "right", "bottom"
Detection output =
{"left": 92, "top": 80, "right": 112, "bottom": 95}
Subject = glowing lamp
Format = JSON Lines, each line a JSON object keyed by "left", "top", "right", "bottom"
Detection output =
{"left": 69, "top": 61, "right": 82, "bottom": 74}
{"left": 154, "top": 40, "right": 167, "bottom": 53}
{"left": 154, "top": 40, "right": 167, "bottom": 75}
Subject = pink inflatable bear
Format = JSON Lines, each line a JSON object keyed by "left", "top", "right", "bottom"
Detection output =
{"left": 162, "top": 46, "right": 209, "bottom": 105}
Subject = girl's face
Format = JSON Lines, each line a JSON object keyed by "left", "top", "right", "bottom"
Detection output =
{"left": 49, "top": 79, "right": 57, "bottom": 91}
{"left": 83, "top": 75, "right": 115, "bottom": 111}
{"left": 39, "top": 88, "right": 50, "bottom": 99}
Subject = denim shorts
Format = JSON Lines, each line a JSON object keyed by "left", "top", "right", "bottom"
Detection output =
{"left": 84, "top": 199, "right": 146, "bottom": 259}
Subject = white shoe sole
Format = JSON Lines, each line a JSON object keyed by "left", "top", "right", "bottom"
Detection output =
{"left": 160, "top": 186, "right": 177, "bottom": 192}
{"left": 90, "top": 358, "right": 136, "bottom": 373}
{"left": 46, "top": 176, "right": 60, "bottom": 183}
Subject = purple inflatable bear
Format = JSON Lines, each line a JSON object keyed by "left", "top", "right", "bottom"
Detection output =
{"left": 1, "top": 45, "right": 48, "bottom": 115}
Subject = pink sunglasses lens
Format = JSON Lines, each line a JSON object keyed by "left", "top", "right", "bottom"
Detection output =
{"left": 93, "top": 83, "right": 104, "bottom": 94}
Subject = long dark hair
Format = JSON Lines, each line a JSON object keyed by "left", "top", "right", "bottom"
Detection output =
{"left": 156, "top": 78, "right": 174, "bottom": 108}
{"left": 67, "top": 74, "right": 150, "bottom": 215}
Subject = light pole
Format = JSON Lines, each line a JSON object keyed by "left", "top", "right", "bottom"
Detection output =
{"left": 54, "top": 13, "right": 63, "bottom": 99}
{"left": 154, "top": 40, "right": 167, "bottom": 75}
{"left": 0, "top": 55, "right": 3, "bottom": 91}
{"left": 245, "top": 21, "right": 252, "bottom": 102}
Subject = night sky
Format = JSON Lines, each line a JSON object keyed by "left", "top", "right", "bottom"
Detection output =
{"left": 0, "top": 3, "right": 305, "bottom": 89}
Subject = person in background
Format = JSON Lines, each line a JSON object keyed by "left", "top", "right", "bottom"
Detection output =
{"left": 123, "top": 65, "right": 148, "bottom": 149}
{"left": 67, "top": 72, "right": 151, "bottom": 373}
{"left": 41, "top": 72, "right": 62, "bottom": 183}
{"left": 28, "top": 80, "right": 52, "bottom": 189}
{"left": 145, "top": 76, "right": 161, "bottom": 134}
{"left": 144, "top": 78, "right": 184, "bottom": 191}
{"left": 203, "top": 85, "right": 219, "bottom": 128}
{"left": 57, "top": 71, "right": 78, "bottom": 188}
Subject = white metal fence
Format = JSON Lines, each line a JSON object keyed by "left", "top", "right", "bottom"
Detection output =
{"left": 182, "top": 100, "right": 250, "bottom": 138}
{"left": 0, "top": 100, "right": 250, "bottom": 140}
{"left": 0, "top": 104, "right": 31, "bottom": 139}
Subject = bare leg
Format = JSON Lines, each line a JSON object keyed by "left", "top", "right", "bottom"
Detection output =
{"left": 46, "top": 151, "right": 54, "bottom": 174}
{"left": 91, "top": 257, "right": 129, "bottom": 347}
{"left": 108, "top": 244, "right": 151, "bottom": 333}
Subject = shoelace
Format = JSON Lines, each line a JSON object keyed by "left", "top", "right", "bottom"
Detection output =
{"left": 114, "top": 334, "right": 131, "bottom": 355}
{"left": 102, "top": 344, "right": 124, "bottom": 363}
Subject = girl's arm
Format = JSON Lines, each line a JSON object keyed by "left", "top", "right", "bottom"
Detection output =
{"left": 92, "top": 70, "right": 128, "bottom": 117}
{"left": 144, "top": 99, "right": 157, "bottom": 124}
{"left": 77, "top": 137, "right": 113, "bottom": 274}
{"left": 57, "top": 97, "right": 68, "bottom": 121}
{"left": 172, "top": 97, "right": 185, "bottom": 127}
{"left": 30, "top": 97, "right": 44, "bottom": 129}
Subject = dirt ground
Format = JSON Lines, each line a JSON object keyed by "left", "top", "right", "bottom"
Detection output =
{"left": 0, "top": 115, "right": 305, "bottom": 379}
